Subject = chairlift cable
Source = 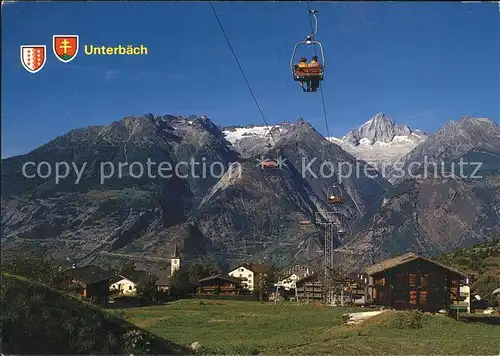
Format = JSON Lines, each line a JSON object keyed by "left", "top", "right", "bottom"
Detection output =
{"left": 305, "top": 1, "right": 338, "bottom": 203}
{"left": 307, "top": 1, "right": 319, "bottom": 58}
{"left": 306, "top": 1, "right": 388, "bottom": 213}
{"left": 208, "top": 1, "right": 278, "bottom": 148}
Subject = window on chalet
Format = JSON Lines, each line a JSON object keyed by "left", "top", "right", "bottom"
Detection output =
{"left": 374, "top": 277, "right": 385, "bottom": 286}
{"left": 409, "top": 273, "right": 417, "bottom": 287}
{"left": 419, "top": 291, "right": 427, "bottom": 305}
{"left": 409, "top": 290, "right": 418, "bottom": 305}
{"left": 459, "top": 288, "right": 469, "bottom": 297}
{"left": 421, "top": 274, "right": 428, "bottom": 288}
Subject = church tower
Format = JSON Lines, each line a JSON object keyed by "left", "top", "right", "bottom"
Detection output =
{"left": 170, "top": 244, "right": 181, "bottom": 276}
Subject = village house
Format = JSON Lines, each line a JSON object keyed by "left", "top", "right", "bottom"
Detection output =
{"left": 228, "top": 263, "right": 273, "bottom": 291}
{"left": 275, "top": 264, "right": 311, "bottom": 291}
{"left": 68, "top": 265, "right": 115, "bottom": 305}
{"left": 295, "top": 273, "right": 323, "bottom": 301}
{"left": 196, "top": 275, "right": 242, "bottom": 296}
{"left": 366, "top": 252, "right": 470, "bottom": 312}
{"left": 156, "top": 274, "right": 171, "bottom": 293}
{"left": 109, "top": 270, "right": 153, "bottom": 296}
{"left": 340, "top": 272, "right": 370, "bottom": 305}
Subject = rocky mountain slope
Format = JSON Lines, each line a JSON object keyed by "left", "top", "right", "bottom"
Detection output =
{"left": 392, "top": 117, "right": 500, "bottom": 183}
{"left": 3, "top": 113, "right": 499, "bottom": 272}
{"left": 341, "top": 116, "right": 500, "bottom": 270}
{"left": 1, "top": 114, "right": 389, "bottom": 269}
{"left": 328, "top": 113, "right": 427, "bottom": 180}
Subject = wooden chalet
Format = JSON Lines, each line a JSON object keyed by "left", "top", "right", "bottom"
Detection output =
{"left": 196, "top": 274, "right": 242, "bottom": 296}
{"left": 69, "top": 265, "right": 115, "bottom": 305}
{"left": 295, "top": 274, "right": 323, "bottom": 301}
{"left": 155, "top": 273, "right": 171, "bottom": 293}
{"left": 366, "top": 252, "right": 469, "bottom": 312}
{"left": 344, "top": 272, "right": 369, "bottom": 305}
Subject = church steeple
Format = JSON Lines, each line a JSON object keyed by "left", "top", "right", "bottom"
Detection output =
{"left": 173, "top": 244, "right": 180, "bottom": 259}
{"left": 170, "top": 244, "right": 181, "bottom": 276}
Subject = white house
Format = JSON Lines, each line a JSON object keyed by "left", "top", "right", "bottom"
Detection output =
{"left": 274, "top": 264, "right": 311, "bottom": 290}
{"left": 110, "top": 276, "right": 138, "bottom": 295}
{"left": 228, "top": 263, "right": 272, "bottom": 291}
{"left": 109, "top": 270, "right": 151, "bottom": 296}
{"left": 459, "top": 283, "right": 471, "bottom": 313}
{"left": 275, "top": 273, "right": 303, "bottom": 290}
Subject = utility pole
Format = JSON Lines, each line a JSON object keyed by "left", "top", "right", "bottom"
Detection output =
{"left": 315, "top": 210, "right": 346, "bottom": 306}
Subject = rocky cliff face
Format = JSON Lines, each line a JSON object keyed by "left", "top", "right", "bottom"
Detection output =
{"left": 0, "top": 114, "right": 389, "bottom": 269}
{"left": 341, "top": 144, "right": 500, "bottom": 271}
{"left": 391, "top": 117, "right": 500, "bottom": 183}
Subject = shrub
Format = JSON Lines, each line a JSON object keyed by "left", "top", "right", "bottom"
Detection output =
{"left": 387, "top": 311, "right": 424, "bottom": 329}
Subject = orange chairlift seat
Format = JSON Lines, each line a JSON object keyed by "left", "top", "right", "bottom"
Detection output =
{"left": 327, "top": 195, "right": 344, "bottom": 204}
{"left": 261, "top": 159, "right": 277, "bottom": 169}
{"left": 290, "top": 9, "right": 325, "bottom": 92}
{"left": 259, "top": 142, "right": 279, "bottom": 169}
{"left": 327, "top": 184, "right": 345, "bottom": 204}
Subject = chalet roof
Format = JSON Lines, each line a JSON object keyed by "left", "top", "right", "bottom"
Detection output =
{"left": 230, "top": 263, "right": 273, "bottom": 274}
{"left": 295, "top": 273, "right": 321, "bottom": 284}
{"left": 156, "top": 274, "right": 171, "bottom": 286}
{"left": 110, "top": 275, "right": 123, "bottom": 284}
{"left": 347, "top": 272, "right": 368, "bottom": 284}
{"left": 198, "top": 274, "right": 239, "bottom": 284}
{"left": 69, "top": 265, "right": 115, "bottom": 284}
{"left": 366, "top": 252, "right": 468, "bottom": 277}
{"left": 122, "top": 270, "right": 154, "bottom": 284}
{"left": 279, "top": 264, "right": 310, "bottom": 279}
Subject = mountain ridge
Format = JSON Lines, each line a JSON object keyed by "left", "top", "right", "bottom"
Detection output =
{"left": 2, "top": 112, "right": 499, "bottom": 272}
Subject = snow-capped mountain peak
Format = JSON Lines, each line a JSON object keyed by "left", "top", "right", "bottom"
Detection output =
{"left": 344, "top": 113, "right": 419, "bottom": 146}
{"left": 328, "top": 113, "right": 427, "bottom": 173}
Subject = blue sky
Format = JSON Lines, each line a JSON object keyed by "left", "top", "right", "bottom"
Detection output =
{"left": 2, "top": 1, "right": 499, "bottom": 158}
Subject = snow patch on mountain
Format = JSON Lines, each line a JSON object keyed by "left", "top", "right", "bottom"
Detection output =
{"left": 328, "top": 113, "right": 427, "bottom": 173}
{"left": 223, "top": 125, "right": 279, "bottom": 145}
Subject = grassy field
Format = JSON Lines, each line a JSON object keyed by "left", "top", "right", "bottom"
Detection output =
{"left": 115, "top": 300, "right": 500, "bottom": 355}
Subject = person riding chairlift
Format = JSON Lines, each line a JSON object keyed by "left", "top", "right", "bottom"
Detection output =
{"left": 296, "top": 57, "right": 311, "bottom": 91}
{"left": 308, "top": 56, "right": 321, "bottom": 92}
{"left": 298, "top": 57, "right": 308, "bottom": 68}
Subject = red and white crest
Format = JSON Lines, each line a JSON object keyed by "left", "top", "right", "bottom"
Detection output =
{"left": 53, "top": 35, "right": 79, "bottom": 63}
{"left": 20, "top": 45, "right": 47, "bottom": 73}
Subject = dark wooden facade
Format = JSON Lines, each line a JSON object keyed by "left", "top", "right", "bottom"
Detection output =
{"left": 344, "top": 273, "right": 370, "bottom": 305}
{"left": 69, "top": 265, "right": 114, "bottom": 305}
{"left": 296, "top": 274, "right": 323, "bottom": 301}
{"left": 368, "top": 254, "right": 468, "bottom": 312}
{"left": 74, "top": 279, "right": 111, "bottom": 304}
{"left": 196, "top": 275, "right": 241, "bottom": 296}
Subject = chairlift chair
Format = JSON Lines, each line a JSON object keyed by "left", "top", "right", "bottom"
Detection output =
{"left": 261, "top": 159, "right": 278, "bottom": 169}
{"left": 260, "top": 142, "right": 278, "bottom": 169}
{"left": 327, "top": 184, "right": 345, "bottom": 204}
{"left": 290, "top": 10, "right": 325, "bottom": 92}
{"left": 327, "top": 195, "right": 344, "bottom": 204}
